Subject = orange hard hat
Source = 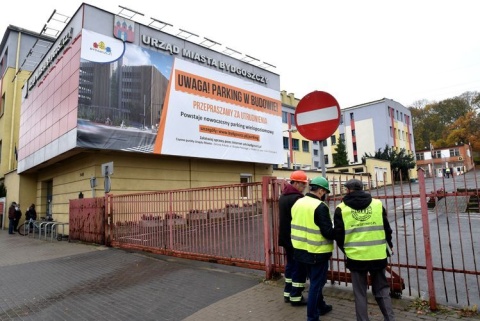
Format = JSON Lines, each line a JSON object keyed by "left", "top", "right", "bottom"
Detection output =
{"left": 290, "top": 170, "right": 308, "bottom": 183}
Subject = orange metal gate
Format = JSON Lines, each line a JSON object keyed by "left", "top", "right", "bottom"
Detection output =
{"left": 101, "top": 169, "right": 479, "bottom": 310}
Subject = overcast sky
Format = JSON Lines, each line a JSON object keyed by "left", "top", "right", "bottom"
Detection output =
{"left": 1, "top": 1, "right": 479, "bottom": 108}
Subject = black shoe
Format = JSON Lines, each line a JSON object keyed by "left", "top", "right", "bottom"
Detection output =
{"left": 290, "top": 297, "right": 307, "bottom": 306}
{"left": 320, "top": 304, "right": 332, "bottom": 315}
{"left": 284, "top": 297, "right": 290, "bottom": 303}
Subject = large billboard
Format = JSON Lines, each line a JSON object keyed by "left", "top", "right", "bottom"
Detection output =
{"left": 78, "top": 29, "right": 283, "bottom": 164}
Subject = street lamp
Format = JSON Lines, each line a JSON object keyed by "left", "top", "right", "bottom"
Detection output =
{"left": 283, "top": 127, "right": 297, "bottom": 168}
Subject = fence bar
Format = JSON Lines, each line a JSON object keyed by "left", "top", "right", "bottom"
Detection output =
{"left": 263, "top": 176, "right": 274, "bottom": 279}
{"left": 418, "top": 168, "right": 437, "bottom": 310}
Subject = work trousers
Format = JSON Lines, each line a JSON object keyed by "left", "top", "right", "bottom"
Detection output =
{"left": 351, "top": 268, "right": 396, "bottom": 321}
{"left": 284, "top": 248, "right": 307, "bottom": 302}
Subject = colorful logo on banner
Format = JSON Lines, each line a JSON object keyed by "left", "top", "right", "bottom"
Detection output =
{"left": 91, "top": 41, "right": 112, "bottom": 55}
{"left": 113, "top": 15, "right": 135, "bottom": 43}
{"left": 81, "top": 29, "right": 125, "bottom": 63}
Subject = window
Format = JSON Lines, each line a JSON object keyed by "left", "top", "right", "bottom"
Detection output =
{"left": 322, "top": 140, "right": 328, "bottom": 147}
{"left": 351, "top": 129, "right": 356, "bottom": 137}
{"left": 353, "top": 142, "right": 357, "bottom": 151}
{"left": 331, "top": 135, "right": 336, "bottom": 145}
{"left": 340, "top": 114, "right": 344, "bottom": 124}
{"left": 390, "top": 126, "right": 393, "bottom": 137}
{"left": 313, "top": 149, "right": 318, "bottom": 156}
{"left": 449, "top": 149, "right": 460, "bottom": 157}
{"left": 353, "top": 155, "right": 358, "bottom": 162}
{"left": 416, "top": 153, "right": 424, "bottom": 160}
{"left": 339, "top": 133, "right": 344, "bottom": 141}
{"left": 433, "top": 150, "right": 441, "bottom": 158}
{"left": 0, "top": 93, "right": 5, "bottom": 117}
{"left": 396, "top": 110, "right": 399, "bottom": 119}
{"left": 283, "top": 137, "right": 289, "bottom": 149}
{"left": 313, "top": 141, "right": 318, "bottom": 145}
{"left": 350, "top": 112, "right": 354, "bottom": 120}
{"left": 290, "top": 114, "right": 296, "bottom": 126}
{"left": 292, "top": 139, "right": 299, "bottom": 151}
{"left": 314, "top": 161, "right": 319, "bottom": 168}
{"left": 324, "top": 155, "right": 329, "bottom": 164}
{"left": 302, "top": 140, "right": 309, "bottom": 152}
{"left": 282, "top": 111, "right": 288, "bottom": 123}
{"left": 240, "top": 174, "right": 252, "bottom": 198}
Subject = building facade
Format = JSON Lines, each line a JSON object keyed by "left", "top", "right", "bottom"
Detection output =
{"left": 0, "top": 26, "right": 54, "bottom": 222}
{"left": 338, "top": 98, "right": 415, "bottom": 164}
{"left": 280, "top": 94, "right": 415, "bottom": 178}
{"left": 415, "top": 144, "right": 474, "bottom": 178}
{"left": 5, "top": 4, "right": 282, "bottom": 223}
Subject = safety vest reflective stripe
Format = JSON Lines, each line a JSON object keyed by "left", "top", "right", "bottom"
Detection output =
{"left": 344, "top": 225, "right": 385, "bottom": 234}
{"left": 291, "top": 196, "right": 333, "bottom": 254}
{"left": 337, "top": 199, "right": 387, "bottom": 260}
{"left": 291, "top": 234, "right": 333, "bottom": 246}
{"left": 344, "top": 239, "right": 386, "bottom": 247}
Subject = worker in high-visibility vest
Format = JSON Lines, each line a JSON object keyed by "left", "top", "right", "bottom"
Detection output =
{"left": 334, "top": 179, "right": 395, "bottom": 321}
{"left": 278, "top": 171, "right": 308, "bottom": 304}
{"left": 291, "top": 176, "right": 334, "bottom": 319}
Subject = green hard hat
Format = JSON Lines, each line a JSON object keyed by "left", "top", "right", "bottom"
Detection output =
{"left": 310, "top": 176, "right": 330, "bottom": 193}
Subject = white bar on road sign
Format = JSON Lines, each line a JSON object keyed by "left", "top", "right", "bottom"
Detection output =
{"left": 296, "top": 106, "right": 339, "bottom": 126}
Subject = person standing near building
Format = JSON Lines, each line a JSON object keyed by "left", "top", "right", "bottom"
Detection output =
{"left": 25, "top": 204, "right": 37, "bottom": 229}
{"left": 8, "top": 202, "right": 17, "bottom": 234}
{"left": 334, "top": 179, "right": 395, "bottom": 321}
{"left": 278, "top": 170, "right": 308, "bottom": 304}
{"left": 291, "top": 176, "right": 334, "bottom": 320}
{"left": 13, "top": 203, "right": 22, "bottom": 232}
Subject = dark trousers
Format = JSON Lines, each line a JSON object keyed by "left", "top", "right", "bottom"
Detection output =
{"left": 351, "top": 268, "right": 395, "bottom": 321}
{"left": 305, "top": 260, "right": 329, "bottom": 321}
{"left": 284, "top": 247, "right": 307, "bottom": 301}
{"left": 9, "top": 218, "right": 15, "bottom": 234}
{"left": 13, "top": 218, "right": 19, "bottom": 232}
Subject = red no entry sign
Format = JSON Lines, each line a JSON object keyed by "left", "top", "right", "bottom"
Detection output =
{"left": 294, "top": 91, "right": 341, "bottom": 141}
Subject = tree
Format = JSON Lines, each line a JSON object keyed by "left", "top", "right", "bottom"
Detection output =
{"left": 445, "top": 111, "right": 480, "bottom": 151}
{"left": 409, "top": 91, "right": 479, "bottom": 151}
{"left": 363, "top": 145, "right": 416, "bottom": 181}
{"left": 333, "top": 137, "right": 349, "bottom": 167}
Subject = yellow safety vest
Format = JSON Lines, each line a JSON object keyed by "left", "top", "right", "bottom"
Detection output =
{"left": 337, "top": 199, "right": 387, "bottom": 261}
{"left": 291, "top": 196, "right": 333, "bottom": 254}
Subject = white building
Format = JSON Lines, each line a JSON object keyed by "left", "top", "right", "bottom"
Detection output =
{"left": 280, "top": 95, "right": 415, "bottom": 171}
{"left": 338, "top": 98, "right": 415, "bottom": 165}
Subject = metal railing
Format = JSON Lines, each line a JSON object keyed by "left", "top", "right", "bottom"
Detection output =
{"left": 100, "top": 169, "right": 480, "bottom": 310}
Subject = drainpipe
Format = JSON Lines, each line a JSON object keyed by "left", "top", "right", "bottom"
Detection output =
{"left": 8, "top": 31, "right": 21, "bottom": 170}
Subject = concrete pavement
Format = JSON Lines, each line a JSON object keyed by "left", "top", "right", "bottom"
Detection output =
{"left": 1, "top": 230, "right": 478, "bottom": 321}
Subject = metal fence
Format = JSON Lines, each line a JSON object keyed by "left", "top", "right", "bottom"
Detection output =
{"left": 103, "top": 169, "right": 480, "bottom": 310}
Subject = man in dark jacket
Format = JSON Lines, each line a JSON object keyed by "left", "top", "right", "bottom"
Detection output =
{"left": 8, "top": 202, "right": 17, "bottom": 234}
{"left": 334, "top": 179, "right": 395, "bottom": 321}
{"left": 291, "top": 176, "right": 334, "bottom": 320}
{"left": 278, "top": 170, "right": 308, "bottom": 305}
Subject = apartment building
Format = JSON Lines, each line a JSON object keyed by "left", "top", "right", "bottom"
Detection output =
{"left": 279, "top": 94, "right": 415, "bottom": 178}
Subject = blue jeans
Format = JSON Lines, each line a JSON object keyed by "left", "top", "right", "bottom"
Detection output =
{"left": 9, "top": 218, "right": 15, "bottom": 234}
{"left": 306, "top": 260, "right": 329, "bottom": 321}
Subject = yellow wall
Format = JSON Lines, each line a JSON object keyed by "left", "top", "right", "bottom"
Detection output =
{"left": 273, "top": 157, "right": 393, "bottom": 193}
{"left": 30, "top": 151, "right": 272, "bottom": 223}
{"left": 0, "top": 68, "right": 28, "bottom": 176}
